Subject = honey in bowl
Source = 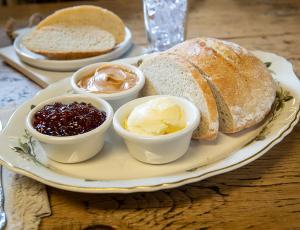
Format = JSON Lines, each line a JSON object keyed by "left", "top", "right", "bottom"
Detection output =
{"left": 77, "top": 65, "right": 138, "bottom": 94}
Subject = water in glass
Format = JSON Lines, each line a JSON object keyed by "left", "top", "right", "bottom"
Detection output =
{"left": 143, "top": 0, "right": 188, "bottom": 52}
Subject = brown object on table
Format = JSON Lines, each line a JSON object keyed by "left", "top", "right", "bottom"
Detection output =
{"left": 0, "top": 0, "right": 300, "bottom": 229}
{"left": 4, "top": 17, "right": 16, "bottom": 42}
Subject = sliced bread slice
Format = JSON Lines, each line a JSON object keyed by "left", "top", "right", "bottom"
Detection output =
{"left": 22, "top": 24, "right": 116, "bottom": 60}
{"left": 169, "top": 38, "right": 276, "bottom": 133}
{"left": 139, "top": 53, "right": 219, "bottom": 140}
{"left": 36, "top": 5, "right": 125, "bottom": 44}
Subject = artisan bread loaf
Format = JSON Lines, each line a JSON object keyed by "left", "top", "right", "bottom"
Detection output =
{"left": 168, "top": 38, "right": 276, "bottom": 133}
{"left": 22, "top": 25, "right": 116, "bottom": 59}
{"left": 37, "top": 5, "right": 125, "bottom": 44}
{"left": 140, "top": 53, "right": 219, "bottom": 140}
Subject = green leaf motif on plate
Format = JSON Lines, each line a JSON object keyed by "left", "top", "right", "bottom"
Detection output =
{"left": 264, "top": 62, "right": 272, "bottom": 68}
{"left": 66, "top": 88, "right": 74, "bottom": 94}
{"left": 10, "top": 129, "right": 48, "bottom": 168}
{"left": 136, "top": 59, "right": 143, "bottom": 67}
{"left": 265, "top": 61, "right": 275, "bottom": 74}
{"left": 246, "top": 87, "right": 293, "bottom": 143}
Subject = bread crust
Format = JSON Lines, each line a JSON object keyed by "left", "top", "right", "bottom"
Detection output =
{"left": 29, "top": 49, "right": 115, "bottom": 60}
{"left": 37, "top": 5, "right": 125, "bottom": 44}
{"left": 201, "top": 38, "right": 276, "bottom": 132}
{"left": 168, "top": 38, "right": 276, "bottom": 133}
{"left": 181, "top": 58, "right": 218, "bottom": 140}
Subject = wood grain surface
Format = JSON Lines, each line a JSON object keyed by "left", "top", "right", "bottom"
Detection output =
{"left": 0, "top": 0, "right": 300, "bottom": 229}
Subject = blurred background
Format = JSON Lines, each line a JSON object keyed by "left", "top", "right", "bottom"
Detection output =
{"left": 1, "top": 0, "right": 76, "bottom": 5}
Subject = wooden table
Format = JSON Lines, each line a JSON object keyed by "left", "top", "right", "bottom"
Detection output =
{"left": 1, "top": 0, "right": 300, "bottom": 229}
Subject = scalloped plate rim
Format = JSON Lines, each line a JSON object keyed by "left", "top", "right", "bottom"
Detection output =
{"left": 0, "top": 50, "right": 299, "bottom": 193}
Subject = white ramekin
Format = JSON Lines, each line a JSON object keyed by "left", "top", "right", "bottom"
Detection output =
{"left": 113, "top": 95, "right": 200, "bottom": 164}
{"left": 25, "top": 94, "right": 113, "bottom": 163}
{"left": 70, "top": 62, "right": 145, "bottom": 111}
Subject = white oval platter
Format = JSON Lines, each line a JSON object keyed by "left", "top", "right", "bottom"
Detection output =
{"left": 14, "top": 27, "right": 133, "bottom": 72}
{"left": 0, "top": 51, "right": 299, "bottom": 193}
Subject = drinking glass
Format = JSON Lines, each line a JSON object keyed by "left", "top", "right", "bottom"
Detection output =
{"left": 143, "top": 0, "right": 188, "bottom": 52}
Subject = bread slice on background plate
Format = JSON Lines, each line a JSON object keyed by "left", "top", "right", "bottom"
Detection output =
{"left": 22, "top": 5, "right": 125, "bottom": 59}
{"left": 139, "top": 53, "right": 219, "bottom": 140}
{"left": 37, "top": 5, "right": 125, "bottom": 44}
{"left": 168, "top": 38, "right": 276, "bottom": 133}
{"left": 22, "top": 25, "right": 116, "bottom": 60}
